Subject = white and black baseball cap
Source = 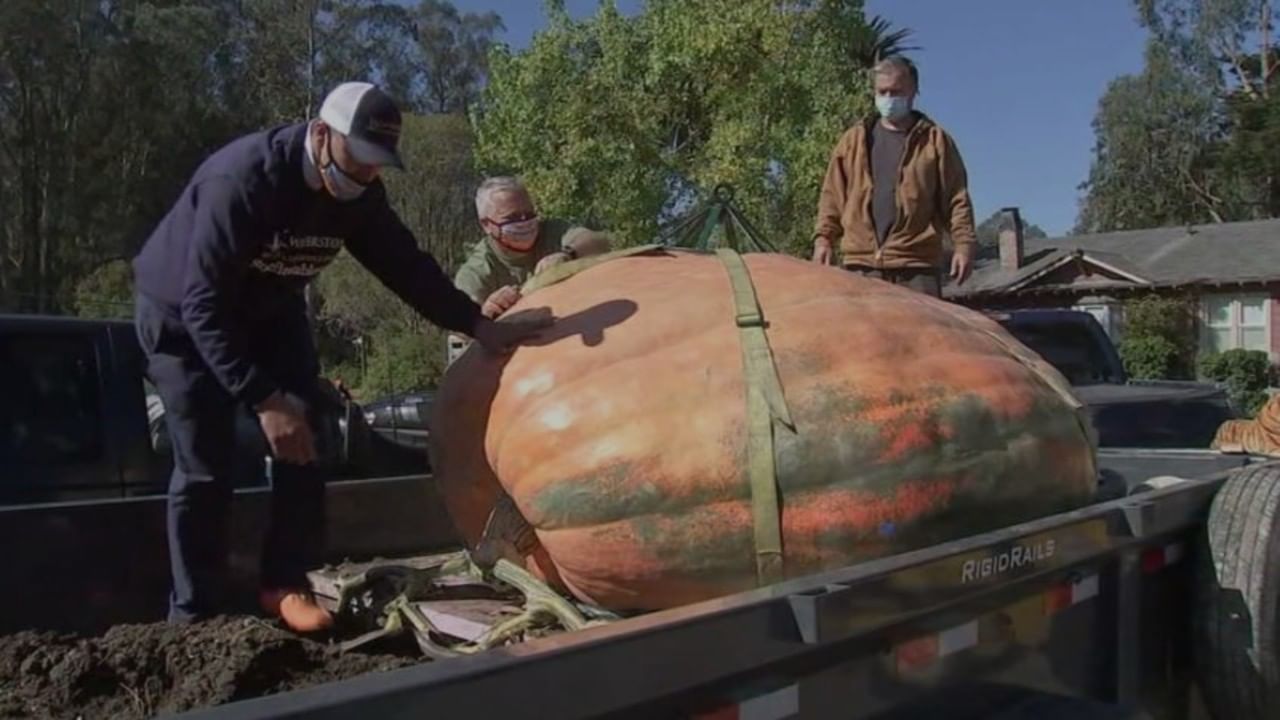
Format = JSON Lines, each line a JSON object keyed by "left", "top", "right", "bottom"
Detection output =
{"left": 318, "top": 81, "right": 405, "bottom": 170}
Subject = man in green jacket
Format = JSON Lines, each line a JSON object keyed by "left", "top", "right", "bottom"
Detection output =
{"left": 811, "top": 55, "right": 976, "bottom": 297}
{"left": 448, "top": 177, "right": 611, "bottom": 363}
{"left": 454, "top": 176, "right": 612, "bottom": 318}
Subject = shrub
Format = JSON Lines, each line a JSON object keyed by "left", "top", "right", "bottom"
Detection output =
{"left": 356, "top": 325, "right": 449, "bottom": 400}
{"left": 1120, "top": 335, "right": 1181, "bottom": 380}
{"left": 1199, "top": 349, "right": 1273, "bottom": 417}
{"left": 73, "top": 259, "right": 135, "bottom": 320}
{"left": 1119, "top": 294, "right": 1197, "bottom": 378}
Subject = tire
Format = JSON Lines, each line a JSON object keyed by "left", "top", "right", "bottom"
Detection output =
{"left": 1193, "top": 463, "right": 1280, "bottom": 719}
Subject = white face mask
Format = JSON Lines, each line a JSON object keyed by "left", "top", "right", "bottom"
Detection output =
{"left": 321, "top": 159, "right": 368, "bottom": 202}
{"left": 317, "top": 133, "right": 370, "bottom": 202}
{"left": 500, "top": 218, "right": 540, "bottom": 246}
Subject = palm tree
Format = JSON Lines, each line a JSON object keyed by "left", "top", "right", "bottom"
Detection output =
{"left": 851, "top": 15, "right": 919, "bottom": 68}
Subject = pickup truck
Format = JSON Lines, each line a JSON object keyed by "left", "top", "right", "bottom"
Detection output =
{"left": 0, "top": 314, "right": 452, "bottom": 632}
{"left": 359, "top": 389, "right": 437, "bottom": 467}
{"left": 6, "top": 313, "right": 1279, "bottom": 720}
{"left": 989, "top": 309, "right": 1236, "bottom": 449}
{"left": 0, "top": 313, "right": 429, "bottom": 507}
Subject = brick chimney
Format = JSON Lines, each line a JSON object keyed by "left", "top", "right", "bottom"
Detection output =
{"left": 998, "top": 207, "right": 1025, "bottom": 271}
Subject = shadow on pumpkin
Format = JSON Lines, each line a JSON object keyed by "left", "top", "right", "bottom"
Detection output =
{"left": 429, "top": 298, "right": 641, "bottom": 590}
{"left": 502, "top": 298, "right": 639, "bottom": 349}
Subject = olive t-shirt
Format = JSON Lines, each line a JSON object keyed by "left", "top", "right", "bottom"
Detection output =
{"left": 870, "top": 118, "right": 915, "bottom": 246}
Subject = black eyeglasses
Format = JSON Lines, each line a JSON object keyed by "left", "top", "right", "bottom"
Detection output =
{"left": 489, "top": 213, "right": 539, "bottom": 228}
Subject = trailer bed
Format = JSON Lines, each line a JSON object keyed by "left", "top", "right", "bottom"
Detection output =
{"left": 165, "top": 449, "right": 1265, "bottom": 719}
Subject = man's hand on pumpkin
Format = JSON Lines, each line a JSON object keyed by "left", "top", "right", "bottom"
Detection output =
{"left": 472, "top": 313, "right": 554, "bottom": 355}
{"left": 534, "top": 252, "right": 571, "bottom": 275}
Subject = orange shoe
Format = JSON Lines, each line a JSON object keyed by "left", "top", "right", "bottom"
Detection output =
{"left": 260, "top": 589, "right": 334, "bottom": 633}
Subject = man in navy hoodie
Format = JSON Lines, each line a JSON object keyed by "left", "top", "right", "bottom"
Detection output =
{"left": 132, "top": 82, "right": 546, "bottom": 631}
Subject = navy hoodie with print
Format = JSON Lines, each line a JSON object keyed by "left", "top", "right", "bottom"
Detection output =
{"left": 132, "top": 122, "right": 482, "bottom": 407}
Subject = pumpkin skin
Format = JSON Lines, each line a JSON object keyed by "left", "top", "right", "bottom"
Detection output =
{"left": 430, "top": 250, "right": 1097, "bottom": 611}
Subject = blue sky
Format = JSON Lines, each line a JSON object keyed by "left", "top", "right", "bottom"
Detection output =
{"left": 448, "top": 1, "right": 1151, "bottom": 237}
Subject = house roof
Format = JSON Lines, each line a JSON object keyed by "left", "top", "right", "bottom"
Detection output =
{"left": 948, "top": 217, "right": 1280, "bottom": 299}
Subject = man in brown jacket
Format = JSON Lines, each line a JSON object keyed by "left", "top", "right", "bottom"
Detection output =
{"left": 812, "top": 56, "right": 976, "bottom": 297}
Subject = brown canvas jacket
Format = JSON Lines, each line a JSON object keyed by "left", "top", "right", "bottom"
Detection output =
{"left": 813, "top": 112, "right": 976, "bottom": 269}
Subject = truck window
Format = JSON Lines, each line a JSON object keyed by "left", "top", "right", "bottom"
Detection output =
{"left": 1001, "top": 323, "right": 1115, "bottom": 385}
{"left": 0, "top": 334, "right": 105, "bottom": 464}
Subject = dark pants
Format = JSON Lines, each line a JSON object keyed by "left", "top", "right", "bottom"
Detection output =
{"left": 845, "top": 265, "right": 942, "bottom": 298}
{"left": 134, "top": 293, "right": 327, "bottom": 623}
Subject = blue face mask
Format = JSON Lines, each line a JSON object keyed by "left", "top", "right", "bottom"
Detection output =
{"left": 875, "top": 94, "right": 912, "bottom": 121}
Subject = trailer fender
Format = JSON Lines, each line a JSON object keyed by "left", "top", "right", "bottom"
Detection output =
{"left": 1128, "top": 475, "right": 1191, "bottom": 495}
{"left": 1193, "top": 462, "right": 1280, "bottom": 719}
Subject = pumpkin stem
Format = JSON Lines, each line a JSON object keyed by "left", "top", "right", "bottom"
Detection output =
{"left": 491, "top": 558, "right": 592, "bottom": 632}
{"left": 329, "top": 552, "right": 604, "bottom": 658}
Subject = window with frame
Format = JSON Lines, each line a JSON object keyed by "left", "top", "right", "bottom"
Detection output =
{"left": 1201, "top": 294, "right": 1270, "bottom": 354}
{"left": 0, "top": 334, "right": 105, "bottom": 464}
{"left": 1074, "top": 303, "right": 1116, "bottom": 339}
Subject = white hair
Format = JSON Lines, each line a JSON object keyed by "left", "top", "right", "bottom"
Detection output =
{"left": 873, "top": 55, "right": 919, "bottom": 91}
{"left": 475, "top": 176, "right": 529, "bottom": 219}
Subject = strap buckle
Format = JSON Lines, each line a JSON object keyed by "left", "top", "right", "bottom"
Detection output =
{"left": 736, "top": 310, "right": 764, "bottom": 328}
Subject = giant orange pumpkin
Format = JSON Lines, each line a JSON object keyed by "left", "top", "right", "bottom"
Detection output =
{"left": 430, "top": 249, "right": 1097, "bottom": 612}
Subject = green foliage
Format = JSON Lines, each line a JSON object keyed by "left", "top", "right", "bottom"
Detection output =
{"left": 73, "top": 260, "right": 135, "bottom": 320}
{"left": 1120, "top": 335, "right": 1182, "bottom": 380}
{"left": 358, "top": 325, "right": 449, "bottom": 399}
{"left": 1119, "top": 294, "right": 1198, "bottom": 378}
{"left": 975, "top": 211, "right": 1048, "bottom": 247}
{"left": 1124, "top": 294, "right": 1193, "bottom": 341}
{"left": 973, "top": 210, "right": 1048, "bottom": 261}
{"left": 1136, "top": 0, "right": 1268, "bottom": 84}
{"left": 851, "top": 15, "right": 919, "bottom": 67}
{"left": 1199, "top": 348, "right": 1273, "bottom": 416}
{"left": 0, "top": 0, "right": 911, "bottom": 404}
{"left": 1220, "top": 78, "right": 1280, "bottom": 218}
{"left": 380, "top": 114, "right": 482, "bottom": 272}
{"left": 315, "top": 251, "right": 446, "bottom": 399}
{"left": 473, "top": 0, "right": 885, "bottom": 256}
{"left": 0, "top": 0, "right": 247, "bottom": 312}
{"left": 314, "top": 113, "right": 481, "bottom": 396}
{"left": 1079, "top": 1, "right": 1280, "bottom": 232}
{"left": 413, "top": 0, "right": 505, "bottom": 113}
{"left": 0, "top": 0, "right": 499, "bottom": 314}
{"left": 1076, "top": 40, "right": 1237, "bottom": 233}
{"left": 0, "top": 0, "right": 500, "bottom": 404}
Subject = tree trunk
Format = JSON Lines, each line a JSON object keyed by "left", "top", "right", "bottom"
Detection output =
{"left": 1263, "top": 1, "right": 1272, "bottom": 99}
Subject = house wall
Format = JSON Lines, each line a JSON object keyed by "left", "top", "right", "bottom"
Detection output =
{"left": 1272, "top": 292, "right": 1280, "bottom": 362}
{"left": 1196, "top": 287, "right": 1278, "bottom": 363}
{"left": 957, "top": 284, "right": 1280, "bottom": 366}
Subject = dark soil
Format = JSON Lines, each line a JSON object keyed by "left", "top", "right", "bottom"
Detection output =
{"left": 0, "top": 616, "right": 421, "bottom": 719}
